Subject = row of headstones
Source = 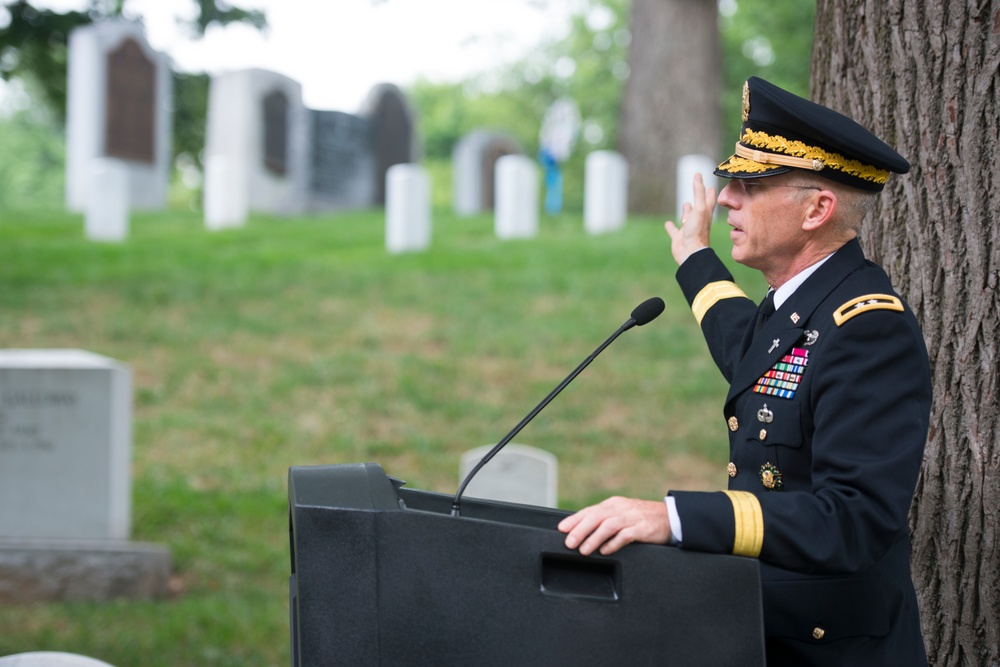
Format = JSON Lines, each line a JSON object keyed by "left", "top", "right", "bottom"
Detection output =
{"left": 385, "top": 150, "right": 626, "bottom": 253}
{"left": 384, "top": 151, "right": 720, "bottom": 253}
{"left": 202, "top": 70, "right": 417, "bottom": 227}
{"left": 85, "top": 148, "right": 717, "bottom": 252}
{"left": 68, "top": 21, "right": 721, "bottom": 245}
{"left": 66, "top": 21, "right": 418, "bottom": 230}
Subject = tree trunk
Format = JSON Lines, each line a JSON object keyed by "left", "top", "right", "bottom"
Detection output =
{"left": 619, "top": 0, "right": 721, "bottom": 215}
{"left": 812, "top": 1, "right": 1000, "bottom": 664}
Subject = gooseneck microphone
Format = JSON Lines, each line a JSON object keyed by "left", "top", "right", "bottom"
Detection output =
{"left": 450, "top": 297, "right": 665, "bottom": 517}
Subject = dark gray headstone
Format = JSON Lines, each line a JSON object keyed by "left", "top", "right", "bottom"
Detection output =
{"left": 103, "top": 37, "right": 155, "bottom": 164}
{"left": 308, "top": 110, "right": 375, "bottom": 210}
{"left": 263, "top": 90, "right": 289, "bottom": 176}
{"left": 361, "top": 84, "right": 418, "bottom": 205}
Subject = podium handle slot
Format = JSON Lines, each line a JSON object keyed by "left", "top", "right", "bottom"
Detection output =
{"left": 540, "top": 554, "right": 620, "bottom": 602}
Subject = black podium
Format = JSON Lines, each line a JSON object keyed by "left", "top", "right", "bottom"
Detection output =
{"left": 288, "top": 463, "right": 765, "bottom": 666}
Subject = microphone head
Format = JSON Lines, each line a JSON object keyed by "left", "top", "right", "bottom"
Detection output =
{"left": 631, "top": 297, "right": 665, "bottom": 326}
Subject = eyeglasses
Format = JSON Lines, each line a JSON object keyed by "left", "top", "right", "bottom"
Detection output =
{"left": 730, "top": 179, "right": 822, "bottom": 197}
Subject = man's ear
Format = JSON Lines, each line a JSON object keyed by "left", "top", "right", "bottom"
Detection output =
{"left": 801, "top": 189, "right": 837, "bottom": 232}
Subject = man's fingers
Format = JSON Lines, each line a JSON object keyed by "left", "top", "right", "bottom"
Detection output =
{"left": 576, "top": 515, "right": 624, "bottom": 556}
{"left": 664, "top": 220, "right": 681, "bottom": 240}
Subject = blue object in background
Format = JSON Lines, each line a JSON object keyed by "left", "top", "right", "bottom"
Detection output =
{"left": 539, "top": 147, "right": 562, "bottom": 215}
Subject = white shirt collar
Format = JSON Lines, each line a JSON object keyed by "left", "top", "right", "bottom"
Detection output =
{"left": 771, "top": 252, "right": 835, "bottom": 310}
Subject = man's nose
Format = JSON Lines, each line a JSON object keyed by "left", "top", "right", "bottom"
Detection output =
{"left": 717, "top": 180, "right": 738, "bottom": 209}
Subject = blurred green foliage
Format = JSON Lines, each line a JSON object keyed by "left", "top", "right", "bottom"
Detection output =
{"left": 0, "top": 101, "right": 64, "bottom": 208}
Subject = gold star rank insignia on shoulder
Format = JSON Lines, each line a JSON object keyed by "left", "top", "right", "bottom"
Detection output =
{"left": 834, "top": 293, "right": 904, "bottom": 326}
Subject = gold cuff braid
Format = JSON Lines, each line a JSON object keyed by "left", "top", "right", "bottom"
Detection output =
{"left": 691, "top": 281, "right": 748, "bottom": 326}
{"left": 723, "top": 490, "right": 764, "bottom": 558}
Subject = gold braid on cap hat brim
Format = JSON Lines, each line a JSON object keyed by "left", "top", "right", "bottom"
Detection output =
{"left": 721, "top": 129, "right": 890, "bottom": 185}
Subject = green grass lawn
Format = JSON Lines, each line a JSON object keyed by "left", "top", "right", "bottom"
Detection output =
{"left": 0, "top": 205, "right": 765, "bottom": 665}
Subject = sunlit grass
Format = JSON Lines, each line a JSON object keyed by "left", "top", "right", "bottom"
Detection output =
{"left": 0, "top": 204, "right": 764, "bottom": 665}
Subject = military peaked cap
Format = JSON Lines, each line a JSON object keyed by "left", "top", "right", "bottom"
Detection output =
{"left": 715, "top": 77, "right": 909, "bottom": 191}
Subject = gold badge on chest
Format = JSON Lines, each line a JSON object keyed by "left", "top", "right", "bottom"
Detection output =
{"left": 760, "top": 462, "right": 783, "bottom": 491}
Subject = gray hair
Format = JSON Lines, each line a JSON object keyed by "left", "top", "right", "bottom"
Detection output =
{"left": 787, "top": 175, "right": 879, "bottom": 235}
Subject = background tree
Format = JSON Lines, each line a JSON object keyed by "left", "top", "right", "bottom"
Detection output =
{"left": 618, "top": 0, "right": 815, "bottom": 216}
{"left": 618, "top": 0, "right": 721, "bottom": 216}
{"left": 811, "top": 1, "right": 1000, "bottom": 665}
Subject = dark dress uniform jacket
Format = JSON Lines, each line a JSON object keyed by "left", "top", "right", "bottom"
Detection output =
{"left": 671, "top": 239, "right": 931, "bottom": 667}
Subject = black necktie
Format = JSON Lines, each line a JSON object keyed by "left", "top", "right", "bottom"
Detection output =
{"left": 753, "top": 290, "right": 775, "bottom": 336}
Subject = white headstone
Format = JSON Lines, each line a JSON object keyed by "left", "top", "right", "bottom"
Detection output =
{"left": 676, "top": 154, "right": 719, "bottom": 223}
{"left": 584, "top": 150, "right": 628, "bottom": 235}
{"left": 385, "top": 164, "right": 431, "bottom": 253}
{"left": 65, "top": 21, "right": 172, "bottom": 212}
{"left": 203, "top": 155, "right": 248, "bottom": 230}
{"left": 459, "top": 444, "right": 558, "bottom": 508}
{"left": 494, "top": 155, "right": 539, "bottom": 240}
{"left": 84, "top": 158, "right": 129, "bottom": 242}
{"left": 0, "top": 653, "right": 116, "bottom": 667}
{"left": 0, "top": 350, "right": 132, "bottom": 541}
{"left": 204, "top": 68, "right": 309, "bottom": 217}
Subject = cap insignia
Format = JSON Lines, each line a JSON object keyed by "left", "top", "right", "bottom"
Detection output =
{"left": 742, "top": 80, "right": 750, "bottom": 122}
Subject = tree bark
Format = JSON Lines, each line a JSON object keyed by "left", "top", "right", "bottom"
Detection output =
{"left": 619, "top": 0, "right": 721, "bottom": 215}
{"left": 812, "top": 1, "right": 1000, "bottom": 664}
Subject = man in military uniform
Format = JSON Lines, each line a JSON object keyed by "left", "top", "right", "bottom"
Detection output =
{"left": 558, "top": 77, "right": 931, "bottom": 666}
